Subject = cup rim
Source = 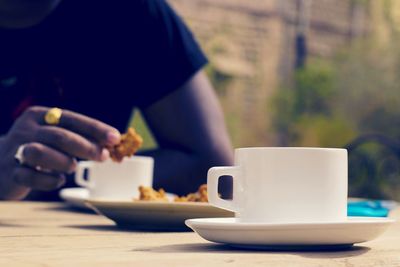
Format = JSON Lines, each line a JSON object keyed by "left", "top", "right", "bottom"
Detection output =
{"left": 79, "top": 155, "right": 154, "bottom": 164}
{"left": 236, "top": 147, "right": 347, "bottom": 152}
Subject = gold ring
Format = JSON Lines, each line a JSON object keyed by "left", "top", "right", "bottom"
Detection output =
{"left": 44, "top": 108, "right": 63, "bottom": 125}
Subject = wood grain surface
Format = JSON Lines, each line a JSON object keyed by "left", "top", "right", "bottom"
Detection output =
{"left": 0, "top": 202, "right": 399, "bottom": 267}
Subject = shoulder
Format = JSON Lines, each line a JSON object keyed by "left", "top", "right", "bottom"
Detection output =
{"left": 51, "top": 0, "right": 174, "bottom": 26}
{"left": 46, "top": 0, "right": 181, "bottom": 45}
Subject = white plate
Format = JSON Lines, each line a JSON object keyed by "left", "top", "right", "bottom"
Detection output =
{"left": 185, "top": 217, "right": 395, "bottom": 249}
{"left": 59, "top": 187, "right": 177, "bottom": 211}
{"left": 59, "top": 188, "right": 90, "bottom": 210}
{"left": 86, "top": 199, "right": 234, "bottom": 230}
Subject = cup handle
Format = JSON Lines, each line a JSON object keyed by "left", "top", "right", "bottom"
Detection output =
{"left": 207, "top": 166, "right": 241, "bottom": 212}
{"left": 75, "top": 162, "right": 94, "bottom": 189}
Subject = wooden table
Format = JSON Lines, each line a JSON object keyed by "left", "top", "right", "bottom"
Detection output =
{"left": 0, "top": 202, "right": 399, "bottom": 267}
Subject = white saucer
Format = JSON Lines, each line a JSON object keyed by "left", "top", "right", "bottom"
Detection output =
{"left": 86, "top": 199, "right": 233, "bottom": 230}
{"left": 59, "top": 187, "right": 179, "bottom": 212}
{"left": 59, "top": 187, "right": 90, "bottom": 210}
{"left": 185, "top": 217, "right": 395, "bottom": 249}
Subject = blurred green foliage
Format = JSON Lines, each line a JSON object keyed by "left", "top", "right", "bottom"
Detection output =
{"left": 270, "top": 37, "right": 400, "bottom": 199}
{"left": 270, "top": 60, "right": 357, "bottom": 147}
{"left": 128, "top": 109, "right": 157, "bottom": 151}
{"left": 272, "top": 38, "right": 400, "bottom": 144}
{"left": 205, "top": 64, "right": 233, "bottom": 96}
{"left": 349, "top": 143, "right": 400, "bottom": 200}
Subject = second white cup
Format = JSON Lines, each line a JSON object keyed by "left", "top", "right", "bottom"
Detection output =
{"left": 75, "top": 156, "right": 154, "bottom": 200}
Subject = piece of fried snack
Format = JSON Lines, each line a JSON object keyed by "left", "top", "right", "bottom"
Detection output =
{"left": 136, "top": 186, "right": 169, "bottom": 202}
{"left": 174, "top": 184, "right": 208, "bottom": 202}
{"left": 107, "top": 127, "right": 143, "bottom": 162}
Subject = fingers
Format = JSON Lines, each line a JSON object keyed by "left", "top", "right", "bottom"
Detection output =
{"left": 35, "top": 126, "right": 108, "bottom": 161}
{"left": 10, "top": 106, "right": 119, "bottom": 194}
{"left": 22, "top": 142, "right": 77, "bottom": 173}
{"left": 58, "top": 110, "right": 121, "bottom": 146}
{"left": 13, "top": 166, "right": 66, "bottom": 191}
{"left": 24, "top": 106, "right": 121, "bottom": 146}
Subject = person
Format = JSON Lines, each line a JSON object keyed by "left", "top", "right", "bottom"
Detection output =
{"left": 0, "top": 0, "right": 233, "bottom": 200}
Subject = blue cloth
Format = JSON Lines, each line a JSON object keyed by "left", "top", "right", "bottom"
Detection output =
{"left": 347, "top": 201, "right": 392, "bottom": 217}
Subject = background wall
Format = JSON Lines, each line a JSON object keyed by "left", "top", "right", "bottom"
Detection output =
{"left": 134, "top": 0, "right": 400, "bottom": 200}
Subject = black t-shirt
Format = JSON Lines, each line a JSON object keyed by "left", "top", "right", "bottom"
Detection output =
{"left": 0, "top": 0, "right": 207, "bottom": 134}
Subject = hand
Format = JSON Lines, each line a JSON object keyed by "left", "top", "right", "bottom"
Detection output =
{"left": 0, "top": 106, "right": 121, "bottom": 200}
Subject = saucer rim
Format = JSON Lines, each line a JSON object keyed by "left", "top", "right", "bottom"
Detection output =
{"left": 185, "top": 216, "right": 395, "bottom": 230}
{"left": 60, "top": 187, "right": 178, "bottom": 202}
{"left": 185, "top": 216, "right": 394, "bottom": 247}
{"left": 59, "top": 187, "right": 89, "bottom": 200}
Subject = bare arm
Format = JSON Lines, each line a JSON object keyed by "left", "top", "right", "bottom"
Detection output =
{"left": 140, "top": 70, "right": 233, "bottom": 195}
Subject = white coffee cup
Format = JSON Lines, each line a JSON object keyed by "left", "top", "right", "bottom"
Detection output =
{"left": 75, "top": 156, "right": 154, "bottom": 200}
{"left": 208, "top": 147, "right": 348, "bottom": 223}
